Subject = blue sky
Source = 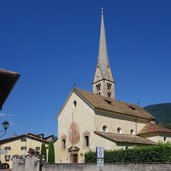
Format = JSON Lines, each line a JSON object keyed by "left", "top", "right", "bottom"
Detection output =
{"left": 0, "top": 0, "right": 171, "bottom": 138}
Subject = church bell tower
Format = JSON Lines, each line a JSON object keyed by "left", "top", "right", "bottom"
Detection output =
{"left": 92, "top": 9, "right": 115, "bottom": 99}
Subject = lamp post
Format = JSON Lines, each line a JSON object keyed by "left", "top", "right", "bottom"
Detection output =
{"left": 0, "top": 120, "right": 9, "bottom": 137}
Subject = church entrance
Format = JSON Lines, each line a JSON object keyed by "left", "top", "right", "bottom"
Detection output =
{"left": 71, "top": 153, "right": 78, "bottom": 163}
{"left": 68, "top": 146, "right": 80, "bottom": 163}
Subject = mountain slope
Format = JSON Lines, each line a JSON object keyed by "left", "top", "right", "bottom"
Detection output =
{"left": 144, "top": 103, "right": 171, "bottom": 123}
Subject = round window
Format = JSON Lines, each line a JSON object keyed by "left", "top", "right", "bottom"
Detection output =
{"left": 102, "top": 125, "right": 108, "bottom": 132}
{"left": 130, "top": 129, "right": 134, "bottom": 135}
{"left": 117, "top": 127, "right": 121, "bottom": 134}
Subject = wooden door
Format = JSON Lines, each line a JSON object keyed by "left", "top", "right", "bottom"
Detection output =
{"left": 71, "top": 154, "right": 78, "bottom": 163}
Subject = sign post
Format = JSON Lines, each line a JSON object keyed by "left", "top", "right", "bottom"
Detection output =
{"left": 96, "top": 147, "right": 104, "bottom": 169}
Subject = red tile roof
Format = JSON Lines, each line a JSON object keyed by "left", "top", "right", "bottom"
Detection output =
{"left": 95, "top": 131, "right": 156, "bottom": 145}
{"left": 74, "top": 88, "right": 155, "bottom": 120}
{"left": 138, "top": 122, "right": 171, "bottom": 135}
{"left": 0, "top": 133, "right": 53, "bottom": 145}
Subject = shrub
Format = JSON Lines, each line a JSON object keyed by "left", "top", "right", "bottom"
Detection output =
{"left": 41, "top": 143, "right": 47, "bottom": 161}
{"left": 85, "top": 142, "right": 171, "bottom": 163}
{"left": 48, "top": 141, "right": 55, "bottom": 163}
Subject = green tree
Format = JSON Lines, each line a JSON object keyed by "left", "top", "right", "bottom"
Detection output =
{"left": 48, "top": 141, "right": 55, "bottom": 163}
{"left": 41, "top": 143, "right": 47, "bottom": 161}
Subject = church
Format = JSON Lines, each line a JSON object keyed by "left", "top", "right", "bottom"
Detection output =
{"left": 55, "top": 9, "right": 171, "bottom": 163}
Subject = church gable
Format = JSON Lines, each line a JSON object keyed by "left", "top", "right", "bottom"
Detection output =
{"left": 57, "top": 88, "right": 95, "bottom": 140}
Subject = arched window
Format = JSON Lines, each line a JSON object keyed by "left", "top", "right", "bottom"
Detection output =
{"left": 73, "top": 100, "right": 77, "bottom": 107}
{"left": 117, "top": 127, "right": 121, "bottom": 134}
{"left": 83, "top": 131, "right": 90, "bottom": 148}
{"left": 62, "top": 139, "right": 66, "bottom": 150}
{"left": 164, "top": 137, "right": 167, "bottom": 142}
{"left": 102, "top": 125, "right": 108, "bottom": 132}
{"left": 130, "top": 129, "right": 134, "bottom": 135}
{"left": 61, "top": 135, "right": 67, "bottom": 150}
{"left": 84, "top": 136, "right": 89, "bottom": 147}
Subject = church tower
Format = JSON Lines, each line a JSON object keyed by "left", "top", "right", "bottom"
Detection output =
{"left": 92, "top": 9, "right": 115, "bottom": 99}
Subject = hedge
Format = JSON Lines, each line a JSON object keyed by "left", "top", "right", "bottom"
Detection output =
{"left": 85, "top": 143, "right": 171, "bottom": 163}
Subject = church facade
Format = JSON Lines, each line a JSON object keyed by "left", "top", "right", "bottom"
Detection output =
{"left": 55, "top": 9, "right": 171, "bottom": 163}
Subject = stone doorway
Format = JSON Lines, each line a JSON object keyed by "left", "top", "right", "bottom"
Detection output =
{"left": 71, "top": 153, "right": 78, "bottom": 163}
{"left": 68, "top": 146, "right": 80, "bottom": 163}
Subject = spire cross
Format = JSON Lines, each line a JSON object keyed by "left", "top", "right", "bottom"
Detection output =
{"left": 101, "top": 8, "right": 104, "bottom": 15}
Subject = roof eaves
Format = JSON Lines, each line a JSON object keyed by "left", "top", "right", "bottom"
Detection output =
{"left": 94, "top": 131, "right": 156, "bottom": 145}
{"left": 95, "top": 107, "right": 154, "bottom": 121}
{"left": 0, "top": 134, "right": 26, "bottom": 145}
{"left": 74, "top": 88, "right": 96, "bottom": 110}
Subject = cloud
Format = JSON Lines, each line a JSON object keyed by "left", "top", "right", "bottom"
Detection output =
{"left": 0, "top": 113, "right": 7, "bottom": 117}
{"left": 0, "top": 113, "right": 14, "bottom": 117}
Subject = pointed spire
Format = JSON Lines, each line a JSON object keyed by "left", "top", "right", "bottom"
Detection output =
{"left": 92, "top": 8, "right": 115, "bottom": 99}
{"left": 98, "top": 8, "right": 109, "bottom": 78}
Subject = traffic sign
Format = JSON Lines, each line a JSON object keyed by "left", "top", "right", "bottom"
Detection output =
{"left": 96, "top": 146, "right": 104, "bottom": 159}
{"left": 96, "top": 147, "right": 104, "bottom": 168}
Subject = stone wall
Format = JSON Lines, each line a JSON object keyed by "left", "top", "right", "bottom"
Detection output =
{"left": 42, "top": 163, "right": 171, "bottom": 171}
{"left": 12, "top": 156, "right": 171, "bottom": 171}
{"left": 12, "top": 155, "right": 40, "bottom": 171}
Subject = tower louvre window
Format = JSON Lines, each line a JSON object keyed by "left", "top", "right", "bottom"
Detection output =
{"left": 107, "top": 92, "right": 111, "bottom": 98}
{"left": 107, "top": 83, "right": 112, "bottom": 90}
{"left": 96, "top": 83, "right": 101, "bottom": 91}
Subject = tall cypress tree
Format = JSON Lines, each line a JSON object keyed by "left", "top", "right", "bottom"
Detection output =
{"left": 48, "top": 141, "right": 55, "bottom": 163}
{"left": 41, "top": 143, "right": 47, "bottom": 161}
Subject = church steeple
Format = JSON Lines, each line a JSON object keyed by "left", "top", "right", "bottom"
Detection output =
{"left": 92, "top": 8, "right": 115, "bottom": 99}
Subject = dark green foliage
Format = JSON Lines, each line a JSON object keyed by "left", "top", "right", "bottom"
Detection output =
{"left": 41, "top": 143, "right": 47, "bottom": 161}
{"left": 85, "top": 143, "right": 171, "bottom": 163}
{"left": 160, "top": 122, "right": 171, "bottom": 129}
{"left": 144, "top": 103, "right": 171, "bottom": 123}
{"left": 48, "top": 141, "right": 55, "bottom": 163}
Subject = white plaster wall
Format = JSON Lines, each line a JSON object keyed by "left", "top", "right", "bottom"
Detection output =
{"left": 0, "top": 137, "right": 47, "bottom": 168}
{"left": 142, "top": 133, "right": 171, "bottom": 143}
{"left": 94, "top": 110, "right": 147, "bottom": 135}
{"left": 56, "top": 91, "right": 95, "bottom": 163}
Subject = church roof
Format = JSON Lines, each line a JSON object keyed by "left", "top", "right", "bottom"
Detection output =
{"left": 97, "top": 8, "right": 114, "bottom": 81}
{"left": 98, "top": 8, "right": 109, "bottom": 79}
{"left": 138, "top": 122, "right": 171, "bottom": 135}
{"left": 74, "top": 88, "right": 155, "bottom": 120}
{"left": 95, "top": 131, "right": 156, "bottom": 145}
{"left": 0, "top": 69, "right": 20, "bottom": 109}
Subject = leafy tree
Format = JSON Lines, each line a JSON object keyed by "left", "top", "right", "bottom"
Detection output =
{"left": 48, "top": 141, "right": 55, "bottom": 163}
{"left": 41, "top": 143, "right": 47, "bottom": 161}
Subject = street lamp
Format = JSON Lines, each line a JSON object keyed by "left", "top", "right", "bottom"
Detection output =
{"left": 0, "top": 120, "right": 9, "bottom": 137}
